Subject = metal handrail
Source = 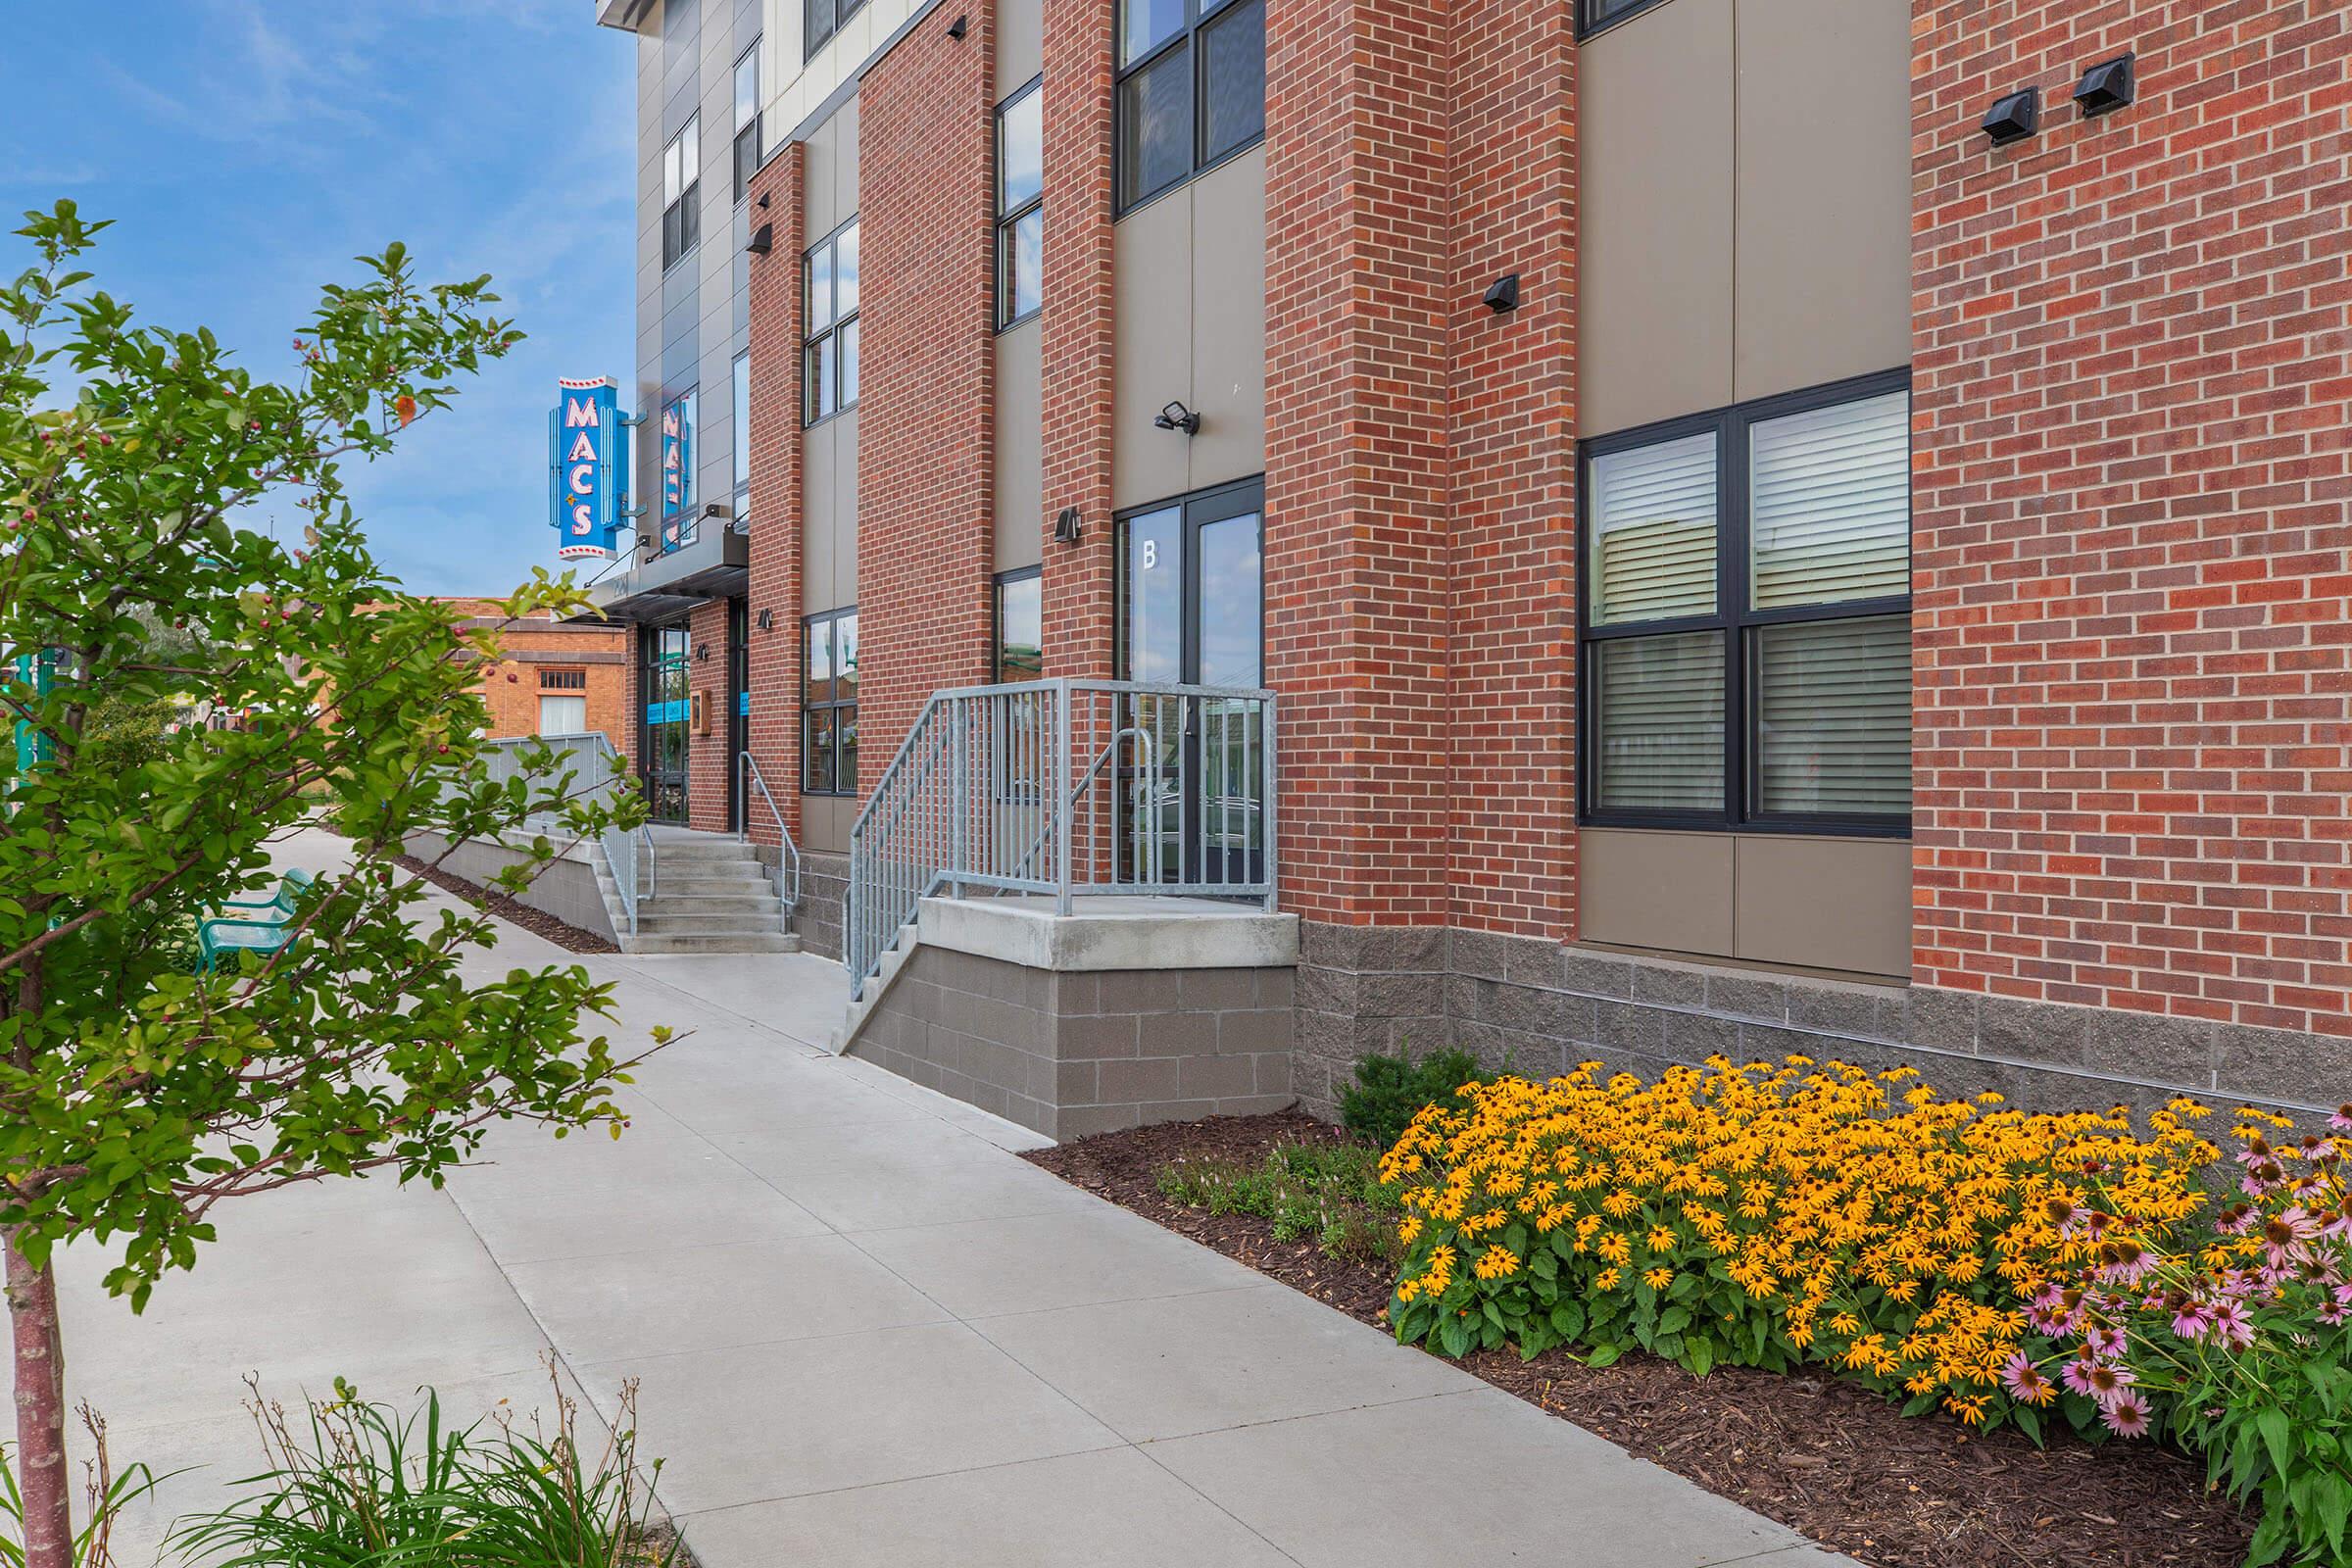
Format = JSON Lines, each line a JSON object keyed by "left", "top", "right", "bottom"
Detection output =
{"left": 738, "top": 750, "right": 802, "bottom": 931}
{"left": 845, "top": 678, "right": 1277, "bottom": 991}
{"left": 472, "top": 732, "right": 648, "bottom": 938}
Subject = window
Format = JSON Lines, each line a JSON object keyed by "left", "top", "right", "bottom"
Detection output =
{"left": 539, "top": 667, "right": 587, "bottom": 691}
{"left": 1115, "top": 0, "right": 1263, "bottom": 212}
{"left": 662, "top": 114, "right": 700, "bottom": 270}
{"left": 805, "top": 0, "right": 867, "bottom": 61}
{"left": 995, "top": 568, "right": 1043, "bottom": 681}
{"left": 1579, "top": 0, "right": 1669, "bottom": 34}
{"left": 659, "top": 387, "right": 697, "bottom": 550}
{"left": 995, "top": 79, "right": 1044, "bottom": 329}
{"left": 731, "top": 350, "right": 752, "bottom": 522}
{"left": 803, "top": 219, "right": 858, "bottom": 424}
{"left": 1579, "top": 371, "right": 1911, "bottom": 834}
{"left": 538, "top": 694, "right": 588, "bottom": 735}
{"left": 732, "top": 43, "right": 762, "bottom": 203}
{"left": 803, "top": 608, "right": 858, "bottom": 794}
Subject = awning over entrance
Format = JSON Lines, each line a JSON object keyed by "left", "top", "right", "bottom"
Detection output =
{"left": 573, "top": 525, "right": 750, "bottom": 624}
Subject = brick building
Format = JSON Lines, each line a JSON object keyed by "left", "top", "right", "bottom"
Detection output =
{"left": 585, "top": 0, "right": 2349, "bottom": 1131}
{"left": 440, "top": 599, "right": 631, "bottom": 744}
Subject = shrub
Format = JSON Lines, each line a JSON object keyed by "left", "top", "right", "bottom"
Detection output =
{"left": 169, "top": 1367, "right": 682, "bottom": 1567}
{"left": 1157, "top": 1141, "right": 1404, "bottom": 1267}
{"left": 1380, "top": 1056, "right": 2214, "bottom": 1436}
{"left": 1340, "top": 1048, "right": 1491, "bottom": 1150}
{"left": 2014, "top": 1105, "right": 2352, "bottom": 1566}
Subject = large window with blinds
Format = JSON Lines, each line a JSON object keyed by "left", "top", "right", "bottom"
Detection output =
{"left": 1578, "top": 370, "right": 1912, "bottom": 836}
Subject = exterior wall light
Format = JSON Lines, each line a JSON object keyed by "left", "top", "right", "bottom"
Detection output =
{"left": 746, "top": 222, "right": 773, "bottom": 255}
{"left": 2073, "top": 54, "right": 2135, "bottom": 118}
{"left": 1054, "top": 506, "right": 1083, "bottom": 544}
{"left": 947, "top": 13, "right": 968, "bottom": 37}
{"left": 1484, "top": 273, "right": 1520, "bottom": 313}
{"left": 757, "top": 608, "right": 775, "bottom": 630}
{"left": 1153, "top": 401, "right": 1201, "bottom": 435}
{"left": 1982, "top": 87, "right": 2039, "bottom": 146}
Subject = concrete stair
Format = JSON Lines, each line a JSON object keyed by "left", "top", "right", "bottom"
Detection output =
{"left": 597, "top": 833, "right": 802, "bottom": 956}
{"left": 828, "top": 925, "right": 914, "bottom": 1054}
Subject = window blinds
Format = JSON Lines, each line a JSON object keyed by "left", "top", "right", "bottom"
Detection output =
{"left": 1748, "top": 391, "right": 1910, "bottom": 610}
{"left": 1593, "top": 631, "right": 1724, "bottom": 810}
{"left": 1753, "top": 614, "right": 1910, "bottom": 815}
{"left": 1590, "top": 431, "right": 1716, "bottom": 624}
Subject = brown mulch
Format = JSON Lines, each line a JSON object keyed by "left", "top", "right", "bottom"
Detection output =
{"left": 1025, "top": 1111, "right": 2255, "bottom": 1568}
{"left": 392, "top": 854, "right": 619, "bottom": 955}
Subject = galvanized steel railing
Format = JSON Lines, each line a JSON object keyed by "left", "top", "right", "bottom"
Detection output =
{"left": 845, "top": 679, "right": 1277, "bottom": 991}
{"left": 477, "top": 732, "right": 646, "bottom": 936}
{"left": 739, "top": 749, "right": 802, "bottom": 932}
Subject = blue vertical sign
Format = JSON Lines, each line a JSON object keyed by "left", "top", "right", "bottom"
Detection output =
{"left": 660, "top": 390, "right": 694, "bottom": 550}
{"left": 547, "top": 376, "right": 625, "bottom": 562}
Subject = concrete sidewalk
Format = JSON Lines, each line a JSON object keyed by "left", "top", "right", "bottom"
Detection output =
{"left": 42, "top": 830, "right": 1851, "bottom": 1566}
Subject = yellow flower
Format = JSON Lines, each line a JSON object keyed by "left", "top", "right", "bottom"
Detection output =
{"left": 1643, "top": 1267, "right": 1674, "bottom": 1292}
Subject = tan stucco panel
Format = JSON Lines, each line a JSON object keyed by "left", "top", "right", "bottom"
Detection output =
{"left": 1579, "top": 0, "right": 1737, "bottom": 438}
{"left": 1112, "top": 189, "right": 1195, "bottom": 511}
{"left": 1579, "top": 828, "right": 1738, "bottom": 956}
{"left": 1732, "top": 833, "right": 1911, "bottom": 979}
{"left": 1732, "top": 0, "right": 1912, "bottom": 402}
{"left": 804, "top": 408, "right": 859, "bottom": 613}
{"left": 995, "top": 319, "right": 1045, "bottom": 573}
{"left": 800, "top": 792, "right": 857, "bottom": 854}
{"left": 1187, "top": 145, "right": 1268, "bottom": 495}
{"left": 997, "top": 0, "right": 1044, "bottom": 95}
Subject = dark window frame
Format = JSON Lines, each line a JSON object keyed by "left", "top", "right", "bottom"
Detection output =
{"left": 732, "top": 41, "right": 763, "bottom": 204}
{"left": 538, "top": 667, "right": 588, "bottom": 691}
{"left": 993, "top": 565, "right": 1045, "bottom": 682}
{"left": 801, "top": 606, "right": 858, "bottom": 797}
{"left": 661, "top": 113, "right": 701, "bottom": 270}
{"left": 1577, "top": 0, "right": 1671, "bottom": 37}
{"left": 802, "top": 216, "right": 859, "bottom": 426}
{"left": 729, "top": 349, "right": 752, "bottom": 524}
{"left": 1112, "top": 0, "right": 1265, "bottom": 216}
{"left": 1575, "top": 368, "right": 1913, "bottom": 841}
{"left": 804, "top": 0, "right": 868, "bottom": 62}
{"left": 995, "top": 75, "right": 1045, "bottom": 331}
{"left": 1110, "top": 474, "right": 1266, "bottom": 686}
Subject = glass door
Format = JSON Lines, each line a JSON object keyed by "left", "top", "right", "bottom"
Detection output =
{"left": 642, "top": 622, "right": 691, "bottom": 824}
{"left": 727, "top": 598, "right": 748, "bottom": 832}
{"left": 1115, "top": 479, "right": 1264, "bottom": 887}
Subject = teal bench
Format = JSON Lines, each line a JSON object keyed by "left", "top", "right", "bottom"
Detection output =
{"left": 217, "top": 867, "right": 316, "bottom": 924}
{"left": 198, "top": 868, "right": 318, "bottom": 971}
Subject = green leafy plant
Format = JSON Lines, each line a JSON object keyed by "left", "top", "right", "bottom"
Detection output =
{"left": 0, "top": 201, "right": 665, "bottom": 1568}
{"left": 1338, "top": 1048, "right": 1491, "bottom": 1150}
{"left": 1157, "top": 1140, "right": 1403, "bottom": 1267}
{"left": 170, "top": 1364, "right": 683, "bottom": 1567}
{"left": 0, "top": 1405, "right": 162, "bottom": 1568}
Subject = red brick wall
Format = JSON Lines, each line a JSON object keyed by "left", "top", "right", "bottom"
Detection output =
{"left": 1912, "top": 0, "right": 2352, "bottom": 1035}
{"left": 857, "top": 4, "right": 1001, "bottom": 779}
{"left": 1442, "top": 0, "right": 1577, "bottom": 940}
{"left": 1039, "top": 0, "right": 1116, "bottom": 679}
{"left": 746, "top": 144, "right": 807, "bottom": 846}
{"left": 1261, "top": 0, "right": 1454, "bottom": 927}
{"left": 685, "top": 596, "right": 734, "bottom": 832}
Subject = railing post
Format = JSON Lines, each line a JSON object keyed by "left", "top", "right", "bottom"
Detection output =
{"left": 1260, "top": 695, "right": 1279, "bottom": 913}
{"left": 1054, "top": 680, "right": 1073, "bottom": 917}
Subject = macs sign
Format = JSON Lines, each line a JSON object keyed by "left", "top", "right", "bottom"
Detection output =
{"left": 546, "top": 376, "right": 625, "bottom": 563}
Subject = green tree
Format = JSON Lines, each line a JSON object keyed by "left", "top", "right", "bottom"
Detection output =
{"left": 0, "top": 202, "right": 661, "bottom": 1567}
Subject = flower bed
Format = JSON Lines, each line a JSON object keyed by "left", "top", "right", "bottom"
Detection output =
{"left": 1383, "top": 1057, "right": 2348, "bottom": 1567}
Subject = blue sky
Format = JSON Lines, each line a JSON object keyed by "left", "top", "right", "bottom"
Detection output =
{"left": 0, "top": 1, "right": 636, "bottom": 597}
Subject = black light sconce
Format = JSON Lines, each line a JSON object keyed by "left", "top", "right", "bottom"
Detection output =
{"left": 1153, "top": 400, "right": 1201, "bottom": 435}
{"left": 746, "top": 222, "right": 773, "bottom": 256}
{"left": 2073, "top": 53, "right": 2135, "bottom": 118}
{"left": 1054, "top": 506, "right": 1084, "bottom": 544}
{"left": 700, "top": 500, "right": 732, "bottom": 522}
{"left": 696, "top": 644, "right": 711, "bottom": 662}
{"left": 757, "top": 190, "right": 770, "bottom": 210}
{"left": 1981, "top": 86, "right": 2039, "bottom": 147}
{"left": 1484, "top": 272, "right": 1520, "bottom": 314}
{"left": 947, "top": 13, "right": 967, "bottom": 36}
{"left": 757, "top": 608, "right": 775, "bottom": 631}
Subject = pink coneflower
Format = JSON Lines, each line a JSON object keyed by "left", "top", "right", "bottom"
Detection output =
{"left": 2101, "top": 1391, "right": 2154, "bottom": 1439}
{"left": 2061, "top": 1359, "right": 2099, "bottom": 1398}
{"left": 2209, "top": 1299, "right": 2256, "bottom": 1350}
{"left": 2099, "top": 1239, "right": 2154, "bottom": 1287}
{"left": 2170, "top": 1300, "right": 2214, "bottom": 1341}
{"left": 2081, "top": 1360, "right": 2137, "bottom": 1408}
{"left": 2329, "top": 1103, "right": 2352, "bottom": 1134}
{"left": 2000, "top": 1352, "right": 2056, "bottom": 1406}
{"left": 2083, "top": 1323, "right": 2128, "bottom": 1358}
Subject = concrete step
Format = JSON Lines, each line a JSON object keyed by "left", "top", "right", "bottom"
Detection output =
{"left": 634, "top": 894, "right": 783, "bottom": 915}
{"left": 621, "top": 931, "right": 803, "bottom": 955}
{"left": 649, "top": 843, "right": 767, "bottom": 863}
{"left": 647, "top": 870, "right": 774, "bottom": 892}
{"left": 635, "top": 912, "right": 787, "bottom": 935}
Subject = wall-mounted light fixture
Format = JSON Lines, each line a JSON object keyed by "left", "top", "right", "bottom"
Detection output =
{"left": 757, "top": 190, "right": 770, "bottom": 210}
{"left": 700, "top": 500, "right": 733, "bottom": 522}
{"left": 1153, "top": 401, "right": 1201, "bottom": 435}
{"left": 746, "top": 222, "right": 773, "bottom": 256}
{"left": 947, "top": 13, "right": 967, "bottom": 36}
{"left": 1981, "top": 87, "right": 2039, "bottom": 147}
{"left": 696, "top": 643, "right": 711, "bottom": 662}
{"left": 1484, "top": 273, "right": 1520, "bottom": 314}
{"left": 1054, "top": 507, "right": 1084, "bottom": 544}
{"left": 2073, "top": 53, "right": 2135, "bottom": 118}
{"left": 757, "top": 608, "right": 775, "bottom": 631}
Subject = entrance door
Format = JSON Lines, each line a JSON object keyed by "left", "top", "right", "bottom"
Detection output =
{"left": 642, "top": 622, "right": 691, "bottom": 825}
{"left": 1115, "top": 480, "right": 1264, "bottom": 887}
{"left": 727, "top": 598, "right": 749, "bottom": 832}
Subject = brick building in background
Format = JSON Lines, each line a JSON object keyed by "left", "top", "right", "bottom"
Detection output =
{"left": 439, "top": 599, "right": 630, "bottom": 744}
{"left": 584, "top": 0, "right": 2349, "bottom": 1133}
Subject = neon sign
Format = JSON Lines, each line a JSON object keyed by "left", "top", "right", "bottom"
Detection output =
{"left": 546, "top": 376, "right": 625, "bottom": 563}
